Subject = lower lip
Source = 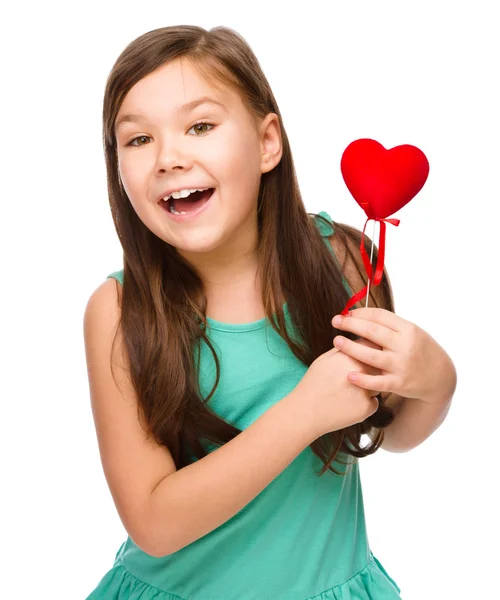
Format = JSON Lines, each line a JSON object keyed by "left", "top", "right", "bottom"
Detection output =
{"left": 159, "top": 189, "right": 215, "bottom": 222}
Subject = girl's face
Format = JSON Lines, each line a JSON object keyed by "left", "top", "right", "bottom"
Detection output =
{"left": 114, "top": 58, "right": 282, "bottom": 283}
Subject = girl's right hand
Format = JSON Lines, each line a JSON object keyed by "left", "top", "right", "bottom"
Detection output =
{"left": 291, "top": 339, "right": 382, "bottom": 439}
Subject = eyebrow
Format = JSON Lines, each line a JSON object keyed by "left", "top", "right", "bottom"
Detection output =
{"left": 115, "top": 96, "right": 228, "bottom": 131}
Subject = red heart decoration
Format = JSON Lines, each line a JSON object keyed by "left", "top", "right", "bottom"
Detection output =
{"left": 341, "top": 139, "right": 429, "bottom": 219}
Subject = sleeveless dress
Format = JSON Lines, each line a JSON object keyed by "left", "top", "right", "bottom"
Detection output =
{"left": 86, "top": 211, "right": 402, "bottom": 599}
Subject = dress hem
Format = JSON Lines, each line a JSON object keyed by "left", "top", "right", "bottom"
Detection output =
{"left": 86, "top": 551, "right": 401, "bottom": 600}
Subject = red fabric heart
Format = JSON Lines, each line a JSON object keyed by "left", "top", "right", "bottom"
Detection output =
{"left": 341, "top": 139, "right": 429, "bottom": 219}
{"left": 339, "top": 139, "right": 429, "bottom": 315}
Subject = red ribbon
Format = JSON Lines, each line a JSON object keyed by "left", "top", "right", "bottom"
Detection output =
{"left": 340, "top": 215, "right": 400, "bottom": 315}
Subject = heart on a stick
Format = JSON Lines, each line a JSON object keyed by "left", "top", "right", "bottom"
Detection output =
{"left": 340, "top": 139, "right": 429, "bottom": 219}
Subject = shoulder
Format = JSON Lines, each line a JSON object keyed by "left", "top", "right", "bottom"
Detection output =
{"left": 83, "top": 277, "right": 122, "bottom": 339}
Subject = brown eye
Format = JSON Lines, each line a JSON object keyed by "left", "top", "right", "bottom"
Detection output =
{"left": 189, "top": 122, "right": 214, "bottom": 135}
{"left": 128, "top": 135, "right": 151, "bottom": 147}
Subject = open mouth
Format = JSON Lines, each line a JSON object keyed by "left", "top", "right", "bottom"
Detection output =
{"left": 159, "top": 188, "right": 215, "bottom": 219}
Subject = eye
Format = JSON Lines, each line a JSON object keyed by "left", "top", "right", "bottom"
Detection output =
{"left": 125, "top": 122, "right": 215, "bottom": 147}
{"left": 188, "top": 121, "right": 215, "bottom": 136}
{"left": 127, "top": 135, "right": 151, "bottom": 147}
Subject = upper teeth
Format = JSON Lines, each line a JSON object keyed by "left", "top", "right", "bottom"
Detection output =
{"left": 163, "top": 187, "right": 211, "bottom": 201}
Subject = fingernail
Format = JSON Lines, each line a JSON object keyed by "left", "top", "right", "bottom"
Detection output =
{"left": 333, "top": 315, "right": 342, "bottom": 326}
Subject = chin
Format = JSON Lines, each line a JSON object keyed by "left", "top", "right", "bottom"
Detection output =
{"left": 173, "top": 235, "right": 225, "bottom": 256}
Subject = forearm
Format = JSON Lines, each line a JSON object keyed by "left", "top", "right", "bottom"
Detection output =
{"left": 379, "top": 393, "right": 453, "bottom": 453}
{"left": 374, "top": 349, "right": 457, "bottom": 453}
{"left": 146, "top": 391, "right": 316, "bottom": 557}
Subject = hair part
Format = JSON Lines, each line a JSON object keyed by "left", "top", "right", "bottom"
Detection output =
{"left": 103, "top": 25, "right": 395, "bottom": 478}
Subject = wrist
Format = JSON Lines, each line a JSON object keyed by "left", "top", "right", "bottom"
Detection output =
{"left": 282, "top": 389, "right": 321, "bottom": 443}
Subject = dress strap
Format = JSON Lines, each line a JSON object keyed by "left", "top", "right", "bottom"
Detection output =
{"left": 313, "top": 211, "right": 354, "bottom": 297}
{"left": 313, "top": 210, "right": 335, "bottom": 237}
{"left": 106, "top": 269, "right": 124, "bottom": 285}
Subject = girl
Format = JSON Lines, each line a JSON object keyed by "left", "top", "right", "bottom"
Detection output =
{"left": 84, "top": 25, "right": 456, "bottom": 599}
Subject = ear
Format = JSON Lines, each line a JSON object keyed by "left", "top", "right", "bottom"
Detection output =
{"left": 260, "top": 113, "right": 282, "bottom": 173}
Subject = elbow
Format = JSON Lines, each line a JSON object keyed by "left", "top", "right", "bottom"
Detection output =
{"left": 132, "top": 530, "right": 173, "bottom": 559}
{"left": 126, "top": 512, "right": 175, "bottom": 559}
{"left": 378, "top": 428, "right": 423, "bottom": 453}
{"left": 146, "top": 545, "right": 173, "bottom": 559}
{"left": 381, "top": 427, "right": 443, "bottom": 453}
{"left": 381, "top": 441, "right": 419, "bottom": 453}
{"left": 138, "top": 520, "right": 176, "bottom": 558}
{"left": 370, "top": 427, "right": 412, "bottom": 453}
{"left": 133, "top": 483, "right": 184, "bottom": 557}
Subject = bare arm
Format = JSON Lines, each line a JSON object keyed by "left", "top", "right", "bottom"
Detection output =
{"left": 145, "top": 390, "right": 316, "bottom": 557}
{"left": 369, "top": 387, "right": 455, "bottom": 453}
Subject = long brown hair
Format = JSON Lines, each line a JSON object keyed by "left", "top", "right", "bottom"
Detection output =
{"left": 103, "top": 25, "right": 395, "bottom": 476}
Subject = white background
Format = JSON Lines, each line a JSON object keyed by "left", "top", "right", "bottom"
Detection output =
{"left": 2, "top": 1, "right": 498, "bottom": 598}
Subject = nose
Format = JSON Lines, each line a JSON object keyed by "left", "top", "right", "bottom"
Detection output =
{"left": 154, "top": 137, "right": 193, "bottom": 174}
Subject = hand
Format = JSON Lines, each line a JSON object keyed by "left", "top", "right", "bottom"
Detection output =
{"left": 331, "top": 307, "right": 457, "bottom": 403}
{"left": 292, "top": 342, "right": 383, "bottom": 439}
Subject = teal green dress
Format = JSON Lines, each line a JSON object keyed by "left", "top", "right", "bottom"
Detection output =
{"left": 86, "top": 211, "right": 402, "bottom": 599}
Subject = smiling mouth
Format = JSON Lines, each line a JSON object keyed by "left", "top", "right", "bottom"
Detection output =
{"left": 159, "top": 188, "right": 215, "bottom": 215}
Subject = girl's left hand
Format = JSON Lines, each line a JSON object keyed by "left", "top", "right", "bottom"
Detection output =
{"left": 331, "top": 307, "right": 456, "bottom": 403}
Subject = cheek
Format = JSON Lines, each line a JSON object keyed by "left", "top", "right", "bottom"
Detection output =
{"left": 117, "top": 158, "right": 146, "bottom": 198}
{"left": 222, "top": 146, "right": 261, "bottom": 184}
{"left": 213, "top": 125, "right": 261, "bottom": 175}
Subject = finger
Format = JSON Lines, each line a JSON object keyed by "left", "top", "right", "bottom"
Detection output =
{"left": 341, "top": 307, "right": 402, "bottom": 332}
{"left": 332, "top": 313, "right": 396, "bottom": 350}
{"left": 346, "top": 371, "right": 391, "bottom": 393}
{"left": 333, "top": 336, "right": 392, "bottom": 371}
{"left": 352, "top": 337, "right": 382, "bottom": 351}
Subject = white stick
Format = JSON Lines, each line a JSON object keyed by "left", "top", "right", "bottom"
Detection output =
{"left": 365, "top": 220, "right": 377, "bottom": 307}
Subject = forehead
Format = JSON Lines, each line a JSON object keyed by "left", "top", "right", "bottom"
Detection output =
{"left": 115, "top": 59, "right": 235, "bottom": 126}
